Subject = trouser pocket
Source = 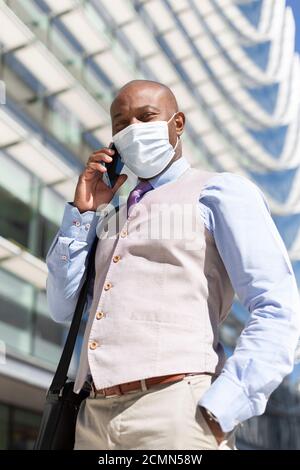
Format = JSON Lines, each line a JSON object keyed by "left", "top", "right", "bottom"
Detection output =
{"left": 184, "top": 375, "right": 220, "bottom": 449}
{"left": 185, "top": 375, "right": 238, "bottom": 450}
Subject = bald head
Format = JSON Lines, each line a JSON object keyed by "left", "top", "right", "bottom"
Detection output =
{"left": 111, "top": 80, "right": 179, "bottom": 116}
{"left": 110, "top": 79, "right": 185, "bottom": 156}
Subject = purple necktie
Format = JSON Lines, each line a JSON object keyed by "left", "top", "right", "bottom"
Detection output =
{"left": 127, "top": 180, "right": 153, "bottom": 216}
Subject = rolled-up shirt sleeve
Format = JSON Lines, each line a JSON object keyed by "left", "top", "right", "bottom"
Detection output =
{"left": 198, "top": 172, "right": 300, "bottom": 432}
{"left": 46, "top": 202, "right": 100, "bottom": 323}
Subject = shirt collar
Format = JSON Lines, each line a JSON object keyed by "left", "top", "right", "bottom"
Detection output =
{"left": 138, "top": 156, "right": 191, "bottom": 189}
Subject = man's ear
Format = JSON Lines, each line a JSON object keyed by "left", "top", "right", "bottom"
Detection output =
{"left": 175, "top": 112, "right": 185, "bottom": 136}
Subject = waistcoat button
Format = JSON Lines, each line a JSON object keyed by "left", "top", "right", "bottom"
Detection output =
{"left": 104, "top": 282, "right": 112, "bottom": 291}
{"left": 89, "top": 341, "right": 98, "bottom": 350}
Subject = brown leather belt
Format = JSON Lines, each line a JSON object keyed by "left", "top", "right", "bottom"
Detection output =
{"left": 91, "top": 372, "right": 213, "bottom": 398}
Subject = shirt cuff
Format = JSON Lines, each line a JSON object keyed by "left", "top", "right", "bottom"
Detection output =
{"left": 60, "top": 202, "right": 100, "bottom": 243}
{"left": 198, "top": 373, "right": 253, "bottom": 432}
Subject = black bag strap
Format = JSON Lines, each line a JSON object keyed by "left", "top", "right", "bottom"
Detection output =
{"left": 49, "top": 234, "right": 99, "bottom": 393}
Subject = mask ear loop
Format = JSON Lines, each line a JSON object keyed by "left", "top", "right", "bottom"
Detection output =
{"left": 173, "top": 135, "right": 180, "bottom": 151}
{"left": 167, "top": 113, "right": 180, "bottom": 151}
{"left": 167, "top": 112, "right": 177, "bottom": 124}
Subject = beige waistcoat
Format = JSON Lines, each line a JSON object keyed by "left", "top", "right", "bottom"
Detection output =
{"left": 74, "top": 167, "right": 234, "bottom": 392}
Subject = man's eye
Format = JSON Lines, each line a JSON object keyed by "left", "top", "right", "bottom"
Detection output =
{"left": 141, "top": 113, "right": 154, "bottom": 121}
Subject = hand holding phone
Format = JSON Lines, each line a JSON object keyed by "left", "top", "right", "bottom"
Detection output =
{"left": 73, "top": 146, "right": 127, "bottom": 213}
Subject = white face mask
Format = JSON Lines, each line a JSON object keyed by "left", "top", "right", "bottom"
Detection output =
{"left": 112, "top": 113, "right": 179, "bottom": 179}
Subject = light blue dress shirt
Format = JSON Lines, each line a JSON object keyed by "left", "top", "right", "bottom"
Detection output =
{"left": 46, "top": 156, "right": 300, "bottom": 433}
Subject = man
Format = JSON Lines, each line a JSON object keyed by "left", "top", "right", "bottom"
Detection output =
{"left": 46, "top": 80, "right": 300, "bottom": 450}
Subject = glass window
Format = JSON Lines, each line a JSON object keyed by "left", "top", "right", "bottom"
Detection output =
{"left": 8, "top": 0, "right": 49, "bottom": 40}
{"left": 39, "top": 186, "right": 65, "bottom": 227}
{"left": 0, "top": 404, "right": 9, "bottom": 450}
{"left": 32, "top": 315, "right": 64, "bottom": 366}
{"left": 33, "top": 291, "right": 65, "bottom": 366}
{"left": 46, "top": 101, "right": 82, "bottom": 149}
{"left": 0, "top": 269, "right": 34, "bottom": 356}
{"left": 0, "top": 180, "right": 62, "bottom": 260}
{"left": 49, "top": 26, "right": 82, "bottom": 77}
{"left": 0, "top": 403, "right": 42, "bottom": 450}
{"left": 9, "top": 408, "right": 41, "bottom": 450}
{"left": 0, "top": 154, "right": 33, "bottom": 205}
{"left": 0, "top": 268, "right": 67, "bottom": 368}
{"left": 0, "top": 186, "right": 32, "bottom": 250}
{"left": 0, "top": 152, "right": 65, "bottom": 259}
{"left": 38, "top": 186, "right": 64, "bottom": 259}
{"left": 37, "top": 215, "right": 59, "bottom": 260}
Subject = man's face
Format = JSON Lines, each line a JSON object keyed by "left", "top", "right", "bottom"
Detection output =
{"left": 110, "top": 83, "right": 185, "bottom": 149}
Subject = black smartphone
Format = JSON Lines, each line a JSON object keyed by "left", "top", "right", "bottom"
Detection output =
{"left": 104, "top": 143, "right": 124, "bottom": 187}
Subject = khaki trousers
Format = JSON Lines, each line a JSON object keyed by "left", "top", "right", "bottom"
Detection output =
{"left": 74, "top": 373, "right": 237, "bottom": 450}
